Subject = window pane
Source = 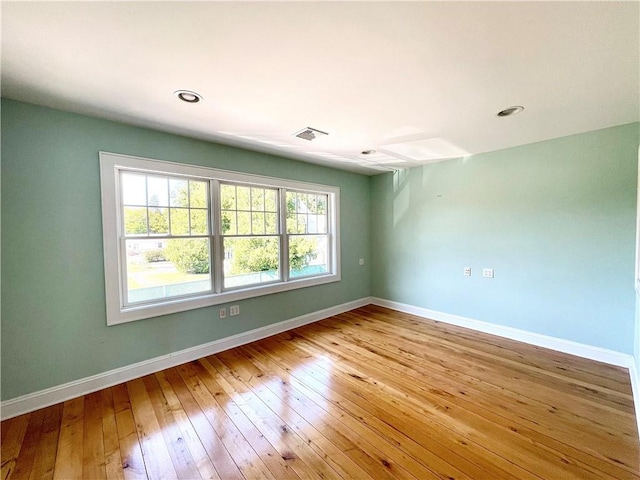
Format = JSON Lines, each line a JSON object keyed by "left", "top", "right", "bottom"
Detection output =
{"left": 307, "top": 214, "right": 318, "bottom": 234}
{"left": 189, "top": 181, "right": 207, "bottom": 208}
{"left": 126, "top": 238, "right": 211, "bottom": 304}
{"left": 223, "top": 236, "right": 280, "bottom": 288}
{"left": 236, "top": 186, "right": 251, "bottom": 210}
{"left": 170, "top": 208, "right": 189, "bottom": 235}
{"left": 297, "top": 192, "right": 307, "bottom": 211}
{"left": 286, "top": 191, "right": 296, "bottom": 214}
{"left": 122, "top": 173, "right": 147, "bottom": 206}
{"left": 265, "top": 189, "right": 277, "bottom": 211}
{"left": 296, "top": 214, "right": 308, "bottom": 234}
{"left": 124, "top": 207, "right": 148, "bottom": 235}
{"left": 286, "top": 211, "right": 296, "bottom": 234}
{"left": 252, "top": 212, "right": 265, "bottom": 235}
{"left": 149, "top": 208, "right": 169, "bottom": 235}
{"left": 190, "top": 209, "right": 208, "bottom": 235}
{"left": 147, "top": 176, "right": 169, "bottom": 207}
{"left": 289, "top": 235, "right": 328, "bottom": 278}
{"left": 251, "top": 188, "right": 264, "bottom": 211}
{"left": 222, "top": 211, "right": 236, "bottom": 235}
{"left": 221, "top": 184, "right": 236, "bottom": 210}
{"left": 317, "top": 214, "right": 327, "bottom": 234}
{"left": 307, "top": 195, "right": 318, "bottom": 214}
{"left": 237, "top": 211, "right": 251, "bottom": 235}
{"left": 317, "top": 195, "right": 327, "bottom": 214}
{"left": 169, "top": 179, "right": 189, "bottom": 207}
{"left": 265, "top": 212, "right": 277, "bottom": 234}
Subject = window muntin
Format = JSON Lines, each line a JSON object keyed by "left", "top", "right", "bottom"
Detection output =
{"left": 100, "top": 151, "right": 340, "bottom": 325}
{"left": 119, "top": 172, "right": 212, "bottom": 306}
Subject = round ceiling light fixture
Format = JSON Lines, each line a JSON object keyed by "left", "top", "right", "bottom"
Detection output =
{"left": 361, "top": 149, "right": 377, "bottom": 155}
{"left": 496, "top": 106, "right": 524, "bottom": 117}
{"left": 174, "top": 89, "right": 202, "bottom": 103}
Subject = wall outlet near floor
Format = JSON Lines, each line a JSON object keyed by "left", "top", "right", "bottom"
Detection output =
{"left": 482, "top": 268, "right": 494, "bottom": 278}
{"left": 230, "top": 305, "right": 240, "bottom": 316}
{"left": 464, "top": 267, "right": 472, "bottom": 276}
{"left": 219, "top": 307, "right": 227, "bottom": 318}
{"left": 359, "top": 258, "right": 365, "bottom": 266}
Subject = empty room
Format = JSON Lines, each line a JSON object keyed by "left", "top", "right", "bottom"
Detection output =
{"left": 2, "top": 1, "right": 639, "bottom": 479}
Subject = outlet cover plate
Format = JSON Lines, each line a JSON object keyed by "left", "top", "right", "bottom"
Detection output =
{"left": 482, "top": 268, "right": 494, "bottom": 278}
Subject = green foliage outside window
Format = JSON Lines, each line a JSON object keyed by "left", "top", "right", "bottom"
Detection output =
{"left": 165, "top": 239, "right": 210, "bottom": 274}
{"left": 227, "top": 238, "right": 278, "bottom": 274}
{"left": 124, "top": 207, "right": 147, "bottom": 235}
{"left": 289, "top": 237, "right": 319, "bottom": 271}
{"left": 226, "top": 236, "right": 318, "bottom": 275}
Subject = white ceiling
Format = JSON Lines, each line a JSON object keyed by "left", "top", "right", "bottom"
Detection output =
{"left": 2, "top": 1, "right": 638, "bottom": 175}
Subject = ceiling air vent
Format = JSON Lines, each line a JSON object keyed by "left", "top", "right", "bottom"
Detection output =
{"left": 293, "top": 127, "right": 329, "bottom": 141}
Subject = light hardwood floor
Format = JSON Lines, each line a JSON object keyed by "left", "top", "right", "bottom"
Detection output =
{"left": 2, "top": 305, "right": 639, "bottom": 479}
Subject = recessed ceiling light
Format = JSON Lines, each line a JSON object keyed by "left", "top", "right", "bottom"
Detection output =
{"left": 497, "top": 106, "right": 524, "bottom": 117}
{"left": 174, "top": 90, "right": 202, "bottom": 103}
{"left": 361, "top": 149, "right": 376, "bottom": 155}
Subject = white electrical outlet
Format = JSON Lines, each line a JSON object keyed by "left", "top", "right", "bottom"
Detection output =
{"left": 219, "top": 307, "right": 227, "bottom": 318}
{"left": 359, "top": 258, "right": 365, "bottom": 266}
{"left": 464, "top": 267, "right": 471, "bottom": 276}
{"left": 230, "top": 305, "right": 240, "bottom": 316}
{"left": 482, "top": 268, "right": 494, "bottom": 278}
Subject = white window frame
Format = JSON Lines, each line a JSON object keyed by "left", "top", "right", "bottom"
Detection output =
{"left": 100, "top": 151, "right": 341, "bottom": 326}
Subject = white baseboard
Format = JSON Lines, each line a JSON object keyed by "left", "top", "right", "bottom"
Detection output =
{"left": 371, "top": 297, "right": 634, "bottom": 368}
{"left": 0, "top": 297, "right": 370, "bottom": 421}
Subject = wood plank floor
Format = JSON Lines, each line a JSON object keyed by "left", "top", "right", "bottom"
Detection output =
{"left": 2, "top": 305, "right": 639, "bottom": 479}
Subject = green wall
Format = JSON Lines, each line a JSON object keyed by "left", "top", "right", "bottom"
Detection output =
{"left": 636, "top": 294, "right": 640, "bottom": 376}
{"left": 371, "top": 123, "right": 639, "bottom": 354}
{"left": 1, "top": 99, "right": 371, "bottom": 400}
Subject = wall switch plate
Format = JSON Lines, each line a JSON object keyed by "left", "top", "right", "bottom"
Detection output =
{"left": 359, "top": 258, "right": 365, "bottom": 266}
{"left": 482, "top": 268, "right": 494, "bottom": 278}
{"left": 230, "top": 305, "right": 240, "bottom": 316}
{"left": 219, "top": 307, "right": 227, "bottom": 318}
{"left": 464, "top": 267, "right": 471, "bottom": 276}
